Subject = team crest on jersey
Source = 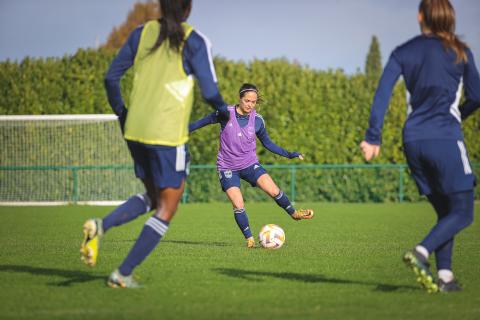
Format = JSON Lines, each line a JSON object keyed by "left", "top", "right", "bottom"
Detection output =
{"left": 224, "top": 170, "right": 233, "bottom": 179}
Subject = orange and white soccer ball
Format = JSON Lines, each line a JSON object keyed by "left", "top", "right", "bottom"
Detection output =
{"left": 258, "top": 224, "right": 285, "bottom": 249}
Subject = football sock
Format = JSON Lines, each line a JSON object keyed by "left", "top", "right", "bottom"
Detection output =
{"left": 102, "top": 193, "right": 152, "bottom": 233}
{"left": 233, "top": 208, "right": 253, "bottom": 238}
{"left": 426, "top": 193, "right": 454, "bottom": 270}
{"left": 415, "top": 245, "right": 429, "bottom": 259}
{"left": 421, "top": 190, "right": 474, "bottom": 255}
{"left": 273, "top": 191, "right": 295, "bottom": 215}
{"left": 438, "top": 269, "right": 454, "bottom": 283}
{"left": 434, "top": 238, "right": 454, "bottom": 270}
{"left": 118, "top": 216, "right": 169, "bottom": 276}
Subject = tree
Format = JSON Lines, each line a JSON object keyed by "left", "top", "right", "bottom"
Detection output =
{"left": 365, "top": 35, "right": 382, "bottom": 82}
{"left": 102, "top": 1, "right": 159, "bottom": 51}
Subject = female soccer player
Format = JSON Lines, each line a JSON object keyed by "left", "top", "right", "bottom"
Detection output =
{"left": 190, "top": 83, "right": 314, "bottom": 248}
{"left": 360, "top": 0, "right": 479, "bottom": 293}
{"left": 80, "top": 0, "right": 228, "bottom": 288}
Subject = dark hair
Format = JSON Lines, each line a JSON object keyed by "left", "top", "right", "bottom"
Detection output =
{"left": 238, "top": 83, "right": 263, "bottom": 105}
{"left": 419, "top": 0, "right": 468, "bottom": 63}
{"left": 151, "top": 0, "right": 192, "bottom": 53}
{"left": 239, "top": 83, "right": 258, "bottom": 98}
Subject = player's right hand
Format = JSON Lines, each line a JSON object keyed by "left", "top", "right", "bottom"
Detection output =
{"left": 360, "top": 141, "right": 380, "bottom": 161}
{"left": 118, "top": 108, "right": 128, "bottom": 134}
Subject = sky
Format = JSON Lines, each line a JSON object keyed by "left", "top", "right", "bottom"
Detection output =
{"left": 0, "top": 0, "right": 479, "bottom": 74}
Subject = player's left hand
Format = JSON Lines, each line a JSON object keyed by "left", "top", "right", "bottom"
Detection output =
{"left": 360, "top": 141, "right": 380, "bottom": 161}
{"left": 290, "top": 152, "right": 304, "bottom": 160}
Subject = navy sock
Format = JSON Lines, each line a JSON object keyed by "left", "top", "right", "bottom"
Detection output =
{"left": 427, "top": 193, "right": 454, "bottom": 270}
{"left": 421, "top": 191, "right": 474, "bottom": 257}
{"left": 102, "top": 194, "right": 151, "bottom": 233}
{"left": 234, "top": 208, "right": 252, "bottom": 238}
{"left": 434, "top": 238, "right": 454, "bottom": 270}
{"left": 274, "top": 191, "right": 295, "bottom": 215}
{"left": 118, "top": 216, "right": 169, "bottom": 276}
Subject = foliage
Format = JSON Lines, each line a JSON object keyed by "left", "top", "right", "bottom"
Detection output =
{"left": 1, "top": 50, "right": 478, "bottom": 164}
{"left": 1, "top": 49, "right": 479, "bottom": 202}
{"left": 102, "top": 0, "right": 159, "bottom": 51}
{"left": 365, "top": 35, "right": 382, "bottom": 83}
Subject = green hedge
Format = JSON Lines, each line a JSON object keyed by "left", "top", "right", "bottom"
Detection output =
{"left": 2, "top": 49, "right": 477, "bottom": 165}
{"left": 1, "top": 49, "right": 479, "bottom": 202}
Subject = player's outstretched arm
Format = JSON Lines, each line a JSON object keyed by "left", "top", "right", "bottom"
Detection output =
{"left": 256, "top": 121, "right": 300, "bottom": 159}
{"left": 189, "top": 111, "right": 221, "bottom": 133}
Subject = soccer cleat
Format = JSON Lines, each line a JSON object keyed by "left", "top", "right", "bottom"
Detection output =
{"left": 80, "top": 218, "right": 103, "bottom": 267}
{"left": 291, "top": 209, "right": 314, "bottom": 220}
{"left": 107, "top": 269, "right": 141, "bottom": 289}
{"left": 438, "top": 279, "right": 462, "bottom": 293}
{"left": 402, "top": 250, "right": 439, "bottom": 293}
{"left": 246, "top": 237, "right": 255, "bottom": 248}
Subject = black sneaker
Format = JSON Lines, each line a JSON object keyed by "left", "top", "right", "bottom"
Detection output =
{"left": 438, "top": 279, "right": 462, "bottom": 293}
{"left": 402, "top": 250, "right": 438, "bottom": 293}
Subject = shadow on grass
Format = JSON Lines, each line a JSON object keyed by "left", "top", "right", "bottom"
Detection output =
{"left": 0, "top": 264, "right": 105, "bottom": 287}
{"left": 105, "top": 239, "right": 230, "bottom": 247}
{"left": 162, "top": 240, "right": 230, "bottom": 247}
{"left": 214, "top": 268, "right": 418, "bottom": 292}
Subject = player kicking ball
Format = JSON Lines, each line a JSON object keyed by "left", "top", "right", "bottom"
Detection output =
{"left": 189, "top": 83, "right": 314, "bottom": 248}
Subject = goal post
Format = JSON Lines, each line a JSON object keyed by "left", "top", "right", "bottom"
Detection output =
{"left": 0, "top": 114, "right": 143, "bottom": 205}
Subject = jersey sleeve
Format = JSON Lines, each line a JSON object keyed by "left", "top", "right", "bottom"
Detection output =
{"left": 184, "top": 30, "right": 227, "bottom": 112}
{"left": 255, "top": 117, "right": 292, "bottom": 158}
{"left": 189, "top": 111, "right": 221, "bottom": 132}
{"left": 460, "top": 48, "right": 480, "bottom": 120}
{"left": 104, "top": 26, "right": 143, "bottom": 117}
{"left": 364, "top": 52, "right": 402, "bottom": 145}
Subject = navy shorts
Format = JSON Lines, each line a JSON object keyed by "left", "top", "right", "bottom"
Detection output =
{"left": 127, "top": 141, "right": 189, "bottom": 189}
{"left": 218, "top": 163, "right": 268, "bottom": 192}
{"left": 404, "top": 140, "right": 476, "bottom": 195}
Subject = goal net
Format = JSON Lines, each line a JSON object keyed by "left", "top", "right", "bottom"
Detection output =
{"left": 0, "top": 115, "right": 143, "bottom": 205}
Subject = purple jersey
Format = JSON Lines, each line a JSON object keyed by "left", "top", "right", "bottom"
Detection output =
{"left": 217, "top": 106, "right": 259, "bottom": 170}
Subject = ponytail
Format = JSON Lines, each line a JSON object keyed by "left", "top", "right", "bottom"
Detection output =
{"left": 419, "top": 0, "right": 468, "bottom": 63}
{"left": 150, "top": 0, "right": 192, "bottom": 53}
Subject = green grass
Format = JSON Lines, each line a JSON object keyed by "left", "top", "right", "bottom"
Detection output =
{"left": 0, "top": 202, "right": 479, "bottom": 320}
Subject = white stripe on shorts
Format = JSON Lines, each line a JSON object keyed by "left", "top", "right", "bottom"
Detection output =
{"left": 457, "top": 141, "right": 472, "bottom": 175}
{"left": 176, "top": 144, "right": 186, "bottom": 172}
{"left": 145, "top": 217, "right": 168, "bottom": 236}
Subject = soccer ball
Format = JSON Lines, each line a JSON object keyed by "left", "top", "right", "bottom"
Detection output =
{"left": 258, "top": 224, "right": 285, "bottom": 249}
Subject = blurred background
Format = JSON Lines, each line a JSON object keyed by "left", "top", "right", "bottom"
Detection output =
{"left": 0, "top": 0, "right": 479, "bottom": 204}
{"left": 1, "top": 0, "right": 479, "bottom": 72}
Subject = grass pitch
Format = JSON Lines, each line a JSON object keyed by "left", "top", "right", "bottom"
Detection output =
{"left": 0, "top": 202, "right": 479, "bottom": 320}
